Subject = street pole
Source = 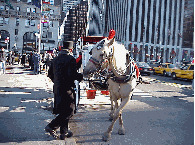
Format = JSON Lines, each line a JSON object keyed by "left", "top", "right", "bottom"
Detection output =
{"left": 38, "top": 0, "right": 42, "bottom": 54}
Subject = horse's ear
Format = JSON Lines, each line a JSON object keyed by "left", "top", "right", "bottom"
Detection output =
{"left": 108, "top": 37, "right": 115, "bottom": 46}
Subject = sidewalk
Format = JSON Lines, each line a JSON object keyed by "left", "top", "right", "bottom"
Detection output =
{"left": 0, "top": 64, "right": 76, "bottom": 144}
{"left": 0, "top": 63, "right": 112, "bottom": 144}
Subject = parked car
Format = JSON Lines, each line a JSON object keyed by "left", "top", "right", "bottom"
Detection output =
{"left": 171, "top": 63, "right": 194, "bottom": 80}
{"left": 148, "top": 60, "right": 161, "bottom": 68}
{"left": 135, "top": 62, "right": 153, "bottom": 76}
{"left": 153, "top": 63, "right": 178, "bottom": 76}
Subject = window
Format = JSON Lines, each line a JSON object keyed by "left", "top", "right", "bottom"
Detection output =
{"left": 25, "top": 19, "right": 30, "bottom": 26}
{"left": 42, "top": 32, "right": 52, "bottom": 38}
{"left": 42, "top": 31, "right": 47, "bottom": 38}
{"left": 15, "top": 29, "right": 18, "bottom": 35}
{"left": 0, "top": 17, "right": 3, "bottom": 24}
{"left": 31, "top": 19, "right": 35, "bottom": 26}
{"left": 17, "top": 6, "right": 20, "bottom": 11}
{"left": 189, "top": 65, "right": 194, "bottom": 70}
{"left": 16, "top": 18, "right": 19, "bottom": 26}
{"left": 0, "top": 5, "right": 4, "bottom": 10}
{"left": 5, "top": 5, "right": 9, "bottom": 10}
{"left": 50, "top": 9, "right": 54, "bottom": 14}
{"left": 17, "top": 0, "right": 20, "bottom": 2}
{"left": 43, "top": 23, "right": 48, "bottom": 27}
{"left": 48, "top": 32, "right": 52, "bottom": 38}
{"left": 4, "top": 18, "right": 9, "bottom": 24}
{"left": 27, "top": 0, "right": 31, "bottom": 3}
{"left": 49, "top": 21, "right": 53, "bottom": 27}
{"left": 31, "top": 8, "right": 36, "bottom": 13}
{"left": 27, "top": 8, "right": 31, "bottom": 13}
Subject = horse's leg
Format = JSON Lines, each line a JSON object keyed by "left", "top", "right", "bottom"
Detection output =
{"left": 118, "top": 92, "right": 132, "bottom": 135}
{"left": 102, "top": 96, "right": 130, "bottom": 142}
{"left": 109, "top": 92, "right": 115, "bottom": 121}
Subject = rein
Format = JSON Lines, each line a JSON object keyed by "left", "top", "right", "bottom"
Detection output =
{"left": 88, "top": 43, "right": 136, "bottom": 84}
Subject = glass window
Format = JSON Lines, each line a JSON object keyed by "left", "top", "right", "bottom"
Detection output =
{"left": 17, "top": 6, "right": 20, "bottom": 11}
{"left": 0, "top": 17, "right": 3, "bottom": 24}
{"left": 4, "top": 18, "right": 9, "bottom": 24}
{"left": 31, "top": 8, "right": 36, "bottom": 13}
{"left": 0, "top": 6, "right": 4, "bottom": 10}
{"left": 50, "top": 9, "right": 54, "bottom": 14}
{"left": 48, "top": 32, "right": 52, "bottom": 38}
{"left": 15, "top": 29, "right": 18, "bottom": 35}
{"left": 49, "top": 21, "right": 53, "bottom": 27}
{"left": 168, "top": 64, "right": 177, "bottom": 68}
{"left": 16, "top": 18, "right": 19, "bottom": 26}
{"left": 42, "top": 31, "right": 47, "bottom": 38}
{"left": 27, "top": 8, "right": 31, "bottom": 13}
{"left": 17, "top": 0, "right": 20, "bottom": 2}
{"left": 25, "top": 19, "right": 30, "bottom": 26}
{"left": 43, "top": 23, "right": 48, "bottom": 27}
{"left": 31, "top": 19, "right": 35, "bottom": 26}
{"left": 162, "top": 64, "right": 166, "bottom": 68}
{"left": 189, "top": 65, "right": 194, "bottom": 70}
{"left": 27, "top": 0, "right": 31, "bottom": 3}
{"left": 5, "top": 5, "right": 9, "bottom": 10}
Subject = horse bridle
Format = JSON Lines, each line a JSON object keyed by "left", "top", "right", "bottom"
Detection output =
{"left": 89, "top": 49, "right": 112, "bottom": 71}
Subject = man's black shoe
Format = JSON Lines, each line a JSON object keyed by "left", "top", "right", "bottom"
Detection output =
{"left": 45, "top": 125, "right": 59, "bottom": 139}
{"left": 60, "top": 130, "right": 73, "bottom": 140}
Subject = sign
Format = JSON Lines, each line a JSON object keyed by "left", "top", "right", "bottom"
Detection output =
{"left": 41, "top": 13, "right": 50, "bottom": 23}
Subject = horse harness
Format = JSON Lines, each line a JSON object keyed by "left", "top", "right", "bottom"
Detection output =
{"left": 88, "top": 44, "right": 137, "bottom": 84}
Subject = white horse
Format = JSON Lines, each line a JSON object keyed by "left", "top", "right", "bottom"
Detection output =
{"left": 83, "top": 37, "right": 139, "bottom": 141}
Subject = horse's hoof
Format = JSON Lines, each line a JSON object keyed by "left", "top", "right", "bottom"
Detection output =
{"left": 102, "top": 132, "right": 111, "bottom": 142}
{"left": 109, "top": 116, "right": 113, "bottom": 121}
{"left": 109, "top": 113, "right": 114, "bottom": 121}
{"left": 118, "top": 127, "right": 125, "bottom": 135}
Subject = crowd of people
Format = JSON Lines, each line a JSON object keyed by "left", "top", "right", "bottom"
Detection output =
{"left": 0, "top": 47, "right": 56, "bottom": 75}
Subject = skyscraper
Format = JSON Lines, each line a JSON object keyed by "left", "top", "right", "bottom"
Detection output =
{"left": 105, "top": 0, "right": 186, "bottom": 63}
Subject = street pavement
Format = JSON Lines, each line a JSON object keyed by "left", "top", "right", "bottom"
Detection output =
{"left": 0, "top": 64, "right": 194, "bottom": 145}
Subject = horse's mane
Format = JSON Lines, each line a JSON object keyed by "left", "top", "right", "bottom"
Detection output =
{"left": 111, "top": 42, "right": 128, "bottom": 74}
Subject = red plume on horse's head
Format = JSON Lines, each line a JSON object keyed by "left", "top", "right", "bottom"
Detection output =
{"left": 108, "top": 29, "right": 115, "bottom": 40}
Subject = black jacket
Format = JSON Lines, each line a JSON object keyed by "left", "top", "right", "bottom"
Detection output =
{"left": 48, "top": 50, "right": 83, "bottom": 114}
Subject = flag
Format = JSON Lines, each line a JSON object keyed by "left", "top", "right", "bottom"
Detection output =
{"left": 32, "top": 0, "right": 41, "bottom": 9}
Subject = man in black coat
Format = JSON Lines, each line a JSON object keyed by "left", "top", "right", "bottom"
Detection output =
{"left": 45, "top": 41, "right": 83, "bottom": 140}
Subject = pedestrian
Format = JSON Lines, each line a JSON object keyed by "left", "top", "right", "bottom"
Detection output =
{"left": 8, "top": 51, "right": 12, "bottom": 65}
{"left": 32, "top": 51, "right": 41, "bottom": 75}
{"left": 21, "top": 53, "right": 26, "bottom": 67}
{"left": 18, "top": 53, "right": 21, "bottom": 64}
{"left": 11, "top": 52, "right": 15, "bottom": 65}
{"left": 45, "top": 53, "right": 52, "bottom": 72}
{"left": 45, "top": 41, "right": 83, "bottom": 140}
{"left": 0, "top": 47, "right": 6, "bottom": 74}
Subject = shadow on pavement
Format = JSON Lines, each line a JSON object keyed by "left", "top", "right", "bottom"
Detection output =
{"left": 0, "top": 86, "right": 55, "bottom": 143}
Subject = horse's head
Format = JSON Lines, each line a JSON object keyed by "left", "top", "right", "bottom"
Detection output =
{"left": 83, "top": 38, "right": 115, "bottom": 78}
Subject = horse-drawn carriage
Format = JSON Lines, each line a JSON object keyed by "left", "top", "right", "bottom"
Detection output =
{"left": 75, "top": 36, "right": 110, "bottom": 105}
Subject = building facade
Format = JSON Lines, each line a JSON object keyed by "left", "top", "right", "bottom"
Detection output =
{"left": 0, "top": 0, "right": 61, "bottom": 54}
{"left": 86, "top": 0, "right": 106, "bottom": 36}
{"left": 181, "top": 0, "right": 194, "bottom": 62}
{"left": 60, "top": 0, "right": 88, "bottom": 48}
{"left": 105, "top": 0, "right": 187, "bottom": 63}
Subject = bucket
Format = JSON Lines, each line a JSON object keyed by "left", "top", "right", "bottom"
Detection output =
{"left": 101, "top": 90, "right": 110, "bottom": 95}
{"left": 86, "top": 90, "right": 96, "bottom": 99}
